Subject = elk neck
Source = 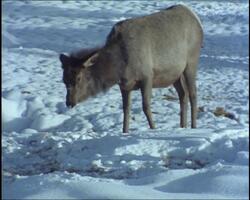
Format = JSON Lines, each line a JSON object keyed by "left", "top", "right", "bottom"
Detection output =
{"left": 86, "top": 59, "right": 119, "bottom": 97}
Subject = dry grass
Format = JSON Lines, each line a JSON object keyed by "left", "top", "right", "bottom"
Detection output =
{"left": 161, "top": 95, "right": 237, "bottom": 121}
{"left": 213, "top": 107, "right": 236, "bottom": 120}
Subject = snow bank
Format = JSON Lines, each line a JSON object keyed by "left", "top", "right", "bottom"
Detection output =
{"left": 3, "top": 165, "right": 248, "bottom": 199}
{"left": 2, "top": 90, "right": 28, "bottom": 132}
{"left": 2, "top": 90, "right": 70, "bottom": 132}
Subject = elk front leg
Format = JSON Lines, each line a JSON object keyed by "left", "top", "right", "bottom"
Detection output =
{"left": 141, "top": 79, "right": 156, "bottom": 129}
{"left": 120, "top": 88, "right": 131, "bottom": 133}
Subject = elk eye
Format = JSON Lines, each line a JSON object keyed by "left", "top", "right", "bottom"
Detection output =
{"left": 77, "top": 77, "right": 81, "bottom": 82}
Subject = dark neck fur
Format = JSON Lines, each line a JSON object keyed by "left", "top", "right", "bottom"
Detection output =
{"left": 85, "top": 61, "right": 119, "bottom": 98}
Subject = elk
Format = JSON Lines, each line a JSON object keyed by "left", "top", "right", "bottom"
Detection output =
{"left": 59, "top": 4, "right": 203, "bottom": 133}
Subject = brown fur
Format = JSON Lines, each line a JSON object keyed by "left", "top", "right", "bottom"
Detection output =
{"left": 70, "top": 47, "right": 100, "bottom": 60}
{"left": 59, "top": 4, "right": 203, "bottom": 133}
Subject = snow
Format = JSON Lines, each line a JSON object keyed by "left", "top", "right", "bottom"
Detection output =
{"left": 2, "top": 0, "right": 249, "bottom": 199}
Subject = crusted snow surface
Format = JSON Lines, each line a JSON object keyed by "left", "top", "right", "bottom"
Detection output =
{"left": 2, "top": 0, "right": 249, "bottom": 199}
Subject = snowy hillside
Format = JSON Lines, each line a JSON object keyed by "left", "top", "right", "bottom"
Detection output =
{"left": 2, "top": 0, "right": 249, "bottom": 199}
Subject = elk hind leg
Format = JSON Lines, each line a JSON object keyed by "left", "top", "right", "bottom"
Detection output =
{"left": 184, "top": 63, "right": 198, "bottom": 128}
{"left": 173, "top": 75, "right": 189, "bottom": 128}
{"left": 141, "top": 79, "right": 155, "bottom": 129}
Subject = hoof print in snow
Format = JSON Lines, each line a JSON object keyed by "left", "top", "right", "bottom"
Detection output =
{"left": 21, "top": 91, "right": 31, "bottom": 94}
{"left": 198, "top": 106, "right": 205, "bottom": 113}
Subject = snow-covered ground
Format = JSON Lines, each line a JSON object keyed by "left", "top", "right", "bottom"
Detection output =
{"left": 2, "top": 0, "right": 249, "bottom": 199}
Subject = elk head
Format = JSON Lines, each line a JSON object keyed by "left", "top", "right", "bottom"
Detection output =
{"left": 59, "top": 53, "right": 99, "bottom": 108}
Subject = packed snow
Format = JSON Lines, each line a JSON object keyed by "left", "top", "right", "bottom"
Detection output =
{"left": 2, "top": 0, "right": 249, "bottom": 199}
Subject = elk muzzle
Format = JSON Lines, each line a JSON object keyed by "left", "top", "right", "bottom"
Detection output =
{"left": 66, "top": 89, "right": 77, "bottom": 108}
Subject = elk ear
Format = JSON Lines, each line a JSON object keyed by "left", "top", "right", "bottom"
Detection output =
{"left": 59, "top": 54, "right": 70, "bottom": 66}
{"left": 82, "top": 53, "right": 99, "bottom": 68}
